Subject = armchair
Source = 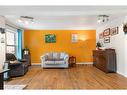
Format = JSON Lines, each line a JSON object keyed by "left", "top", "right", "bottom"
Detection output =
{"left": 5, "top": 53, "right": 29, "bottom": 77}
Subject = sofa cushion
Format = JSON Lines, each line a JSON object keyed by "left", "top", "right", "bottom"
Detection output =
{"left": 55, "top": 59, "right": 64, "bottom": 61}
{"left": 53, "top": 53, "right": 60, "bottom": 60}
{"left": 60, "top": 53, "right": 65, "bottom": 59}
{"left": 44, "top": 55, "right": 48, "bottom": 60}
{"left": 6, "top": 53, "right": 17, "bottom": 61}
{"left": 46, "top": 53, "right": 53, "bottom": 60}
{"left": 55, "top": 61, "right": 65, "bottom": 64}
{"left": 46, "top": 59, "right": 55, "bottom": 61}
{"left": 45, "top": 61, "right": 55, "bottom": 64}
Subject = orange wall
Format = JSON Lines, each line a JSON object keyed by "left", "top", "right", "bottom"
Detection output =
{"left": 24, "top": 30, "right": 96, "bottom": 63}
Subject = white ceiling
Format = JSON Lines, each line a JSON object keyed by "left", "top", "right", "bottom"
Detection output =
{"left": 0, "top": 6, "right": 127, "bottom": 30}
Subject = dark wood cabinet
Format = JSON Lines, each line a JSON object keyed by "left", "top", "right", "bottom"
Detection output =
{"left": 93, "top": 49, "right": 116, "bottom": 73}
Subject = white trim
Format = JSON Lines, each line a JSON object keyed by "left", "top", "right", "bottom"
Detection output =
{"left": 117, "top": 71, "right": 127, "bottom": 77}
{"left": 5, "top": 19, "right": 23, "bottom": 30}
{"left": 32, "top": 63, "right": 41, "bottom": 66}
{"left": 32, "top": 62, "right": 93, "bottom": 65}
{"left": 125, "top": 75, "right": 127, "bottom": 77}
{"left": 76, "top": 62, "right": 93, "bottom": 64}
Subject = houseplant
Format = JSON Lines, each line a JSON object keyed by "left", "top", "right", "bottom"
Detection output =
{"left": 23, "top": 46, "right": 30, "bottom": 55}
{"left": 123, "top": 23, "right": 127, "bottom": 34}
{"left": 96, "top": 41, "right": 103, "bottom": 50}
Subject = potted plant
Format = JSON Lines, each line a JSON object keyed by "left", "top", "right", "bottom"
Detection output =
{"left": 123, "top": 23, "right": 127, "bottom": 34}
{"left": 23, "top": 46, "right": 30, "bottom": 55}
{"left": 96, "top": 41, "right": 103, "bottom": 50}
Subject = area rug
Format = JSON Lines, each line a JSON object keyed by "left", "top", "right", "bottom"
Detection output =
{"left": 4, "top": 85, "right": 27, "bottom": 90}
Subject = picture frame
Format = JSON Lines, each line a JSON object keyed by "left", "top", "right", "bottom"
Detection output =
{"left": 45, "top": 34, "right": 56, "bottom": 43}
{"left": 99, "top": 33, "right": 103, "bottom": 39}
{"left": 103, "top": 28, "right": 110, "bottom": 37}
{"left": 72, "top": 34, "right": 78, "bottom": 43}
{"left": 104, "top": 37, "right": 110, "bottom": 43}
{"left": 110, "top": 27, "right": 119, "bottom": 36}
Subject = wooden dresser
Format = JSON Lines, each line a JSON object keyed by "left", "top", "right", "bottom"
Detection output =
{"left": 93, "top": 49, "right": 116, "bottom": 73}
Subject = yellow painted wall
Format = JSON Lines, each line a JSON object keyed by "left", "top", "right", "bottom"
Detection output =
{"left": 24, "top": 30, "right": 96, "bottom": 63}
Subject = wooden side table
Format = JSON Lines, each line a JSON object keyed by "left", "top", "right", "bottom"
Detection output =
{"left": 23, "top": 54, "right": 31, "bottom": 66}
{"left": 69, "top": 56, "right": 76, "bottom": 67}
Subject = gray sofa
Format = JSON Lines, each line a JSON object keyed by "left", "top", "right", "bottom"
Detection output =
{"left": 40, "top": 52, "right": 69, "bottom": 68}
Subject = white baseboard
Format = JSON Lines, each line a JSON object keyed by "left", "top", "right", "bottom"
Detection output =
{"left": 32, "top": 63, "right": 41, "bottom": 66}
{"left": 32, "top": 62, "right": 93, "bottom": 65}
{"left": 76, "top": 62, "right": 93, "bottom": 64}
{"left": 117, "top": 71, "right": 127, "bottom": 77}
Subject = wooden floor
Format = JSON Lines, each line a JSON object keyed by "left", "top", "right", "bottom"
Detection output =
{"left": 5, "top": 65, "right": 127, "bottom": 89}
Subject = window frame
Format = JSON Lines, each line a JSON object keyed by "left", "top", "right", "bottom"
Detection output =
{"left": 5, "top": 28, "right": 17, "bottom": 55}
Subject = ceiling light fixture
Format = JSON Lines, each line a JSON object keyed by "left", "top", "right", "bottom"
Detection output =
{"left": 18, "top": 16, "right": 34, "bottom": 24}
{"left": 97, "top": 15, "right": 109, "bottom": 23}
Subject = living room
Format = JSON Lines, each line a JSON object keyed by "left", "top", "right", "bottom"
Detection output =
{"left": 0, "top": 6, "right": 127, "bottom": 91}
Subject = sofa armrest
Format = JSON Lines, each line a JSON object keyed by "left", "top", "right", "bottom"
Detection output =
{"left": 64, "top": 54, "right": 69, "bottom": 63}
{"left": 18, "top": 59, "right": 27, "bottom": 62}
{"left": 9, "top": 62, "right": 22, "bottom": 66}
{"left": 40, "top": 55, "right": 46, "bottom": 62}
{"left": 64, "top": 54, "right": 69, "bottom": 59}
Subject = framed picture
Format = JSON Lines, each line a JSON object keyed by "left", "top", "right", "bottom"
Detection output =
{"left": 99, "top": 33, "right": 103, "bottom": 39}
{"left": 110, "top": 27, "right": 119, "bottom": 36}
{"left": 104, "top": 37, "right": 110, "bottom": 43}
{"left": 45, "top": 34, "right": 56, "bottom": 43}
{"left": 72, "top": 34, "right": 78, "bottom": 43}
{"left": 103, "top": 28, "right": 110, "bottom": 37}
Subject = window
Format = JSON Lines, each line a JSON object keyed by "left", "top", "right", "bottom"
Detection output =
{"left": 6, "top": 29, "right": 17, "bottom": 55}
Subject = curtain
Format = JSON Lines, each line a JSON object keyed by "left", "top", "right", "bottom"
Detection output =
{"left": 16, "top": 29, "right": 22, "bottom": 59}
